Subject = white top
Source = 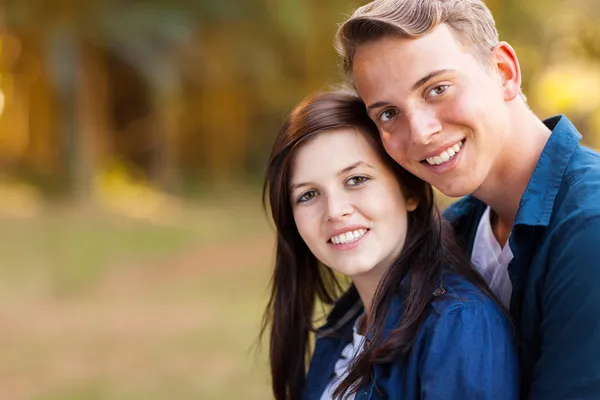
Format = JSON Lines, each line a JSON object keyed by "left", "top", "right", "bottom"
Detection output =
{"left": 471, "top": 206, "right": 514, "bottom": 308}
{"left": 320, "top": 315, "right": 366, "bottom": 400}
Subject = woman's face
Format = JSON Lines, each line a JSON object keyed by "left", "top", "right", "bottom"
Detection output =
{"left": 289, "top": 128, "right": 418, "bottom": 281}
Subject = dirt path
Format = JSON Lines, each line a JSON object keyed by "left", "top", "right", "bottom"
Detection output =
{"left": 0, "top": 231, "right": 275, "bottom": 400}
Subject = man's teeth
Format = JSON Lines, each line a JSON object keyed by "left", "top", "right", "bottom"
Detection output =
{"left": 426, "top": 141, "right": 463, "bottom": 166}
{"left": 330, "top": 229, "right": 368, "bottom": 244}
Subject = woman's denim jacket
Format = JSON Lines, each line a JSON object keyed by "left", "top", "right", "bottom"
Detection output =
{"left": 302, "top": 273, "right": 519, "bottom": 399}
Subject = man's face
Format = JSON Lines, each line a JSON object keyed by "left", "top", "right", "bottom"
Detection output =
{"left": 352, "top": 24, "right": 511, "bottom": 198}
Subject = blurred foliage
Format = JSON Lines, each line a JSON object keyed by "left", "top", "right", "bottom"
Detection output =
{"left": 0, "top": 0, "right": 598, "bottom": 199}
{"left": 95, "top": 159, "right": 185, "bottom": 224}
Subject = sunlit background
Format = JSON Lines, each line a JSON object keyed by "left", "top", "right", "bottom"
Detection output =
{"left": 0, "top": 1, "right": 599, "bottom": 399}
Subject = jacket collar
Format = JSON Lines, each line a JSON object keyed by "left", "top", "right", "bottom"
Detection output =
{"left": 316, "top": 286, "right": 363, "bottom": 339}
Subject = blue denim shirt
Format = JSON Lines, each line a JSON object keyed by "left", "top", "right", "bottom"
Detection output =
{"left": 303, "top": 274, "right": 518, "bottom": 399}
{"left": 444, "top": 115, "right": 600, "bottom": 399}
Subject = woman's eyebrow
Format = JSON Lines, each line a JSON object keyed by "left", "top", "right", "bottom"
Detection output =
{"left": 336, "top": 161, "right": 374, "bottom": 177}
{"left": 289, "top": 161, "right": 374, "bottom": 192}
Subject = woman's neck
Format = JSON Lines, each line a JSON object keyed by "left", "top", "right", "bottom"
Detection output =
{"left": 352, "top": 268, "right": 386, "bottom": 327}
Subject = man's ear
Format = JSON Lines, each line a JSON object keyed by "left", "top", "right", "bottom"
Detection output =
{"left": 491, "top": 41, "right": 522, "bottom": 101}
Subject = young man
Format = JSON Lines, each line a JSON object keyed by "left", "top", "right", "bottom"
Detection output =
{"left": 335, "top": 0, "right": 600, "bottom": 398}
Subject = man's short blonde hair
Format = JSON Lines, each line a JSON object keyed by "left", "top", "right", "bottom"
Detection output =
{"left": 335, "top": 0, "right": 499, "bottom": 76}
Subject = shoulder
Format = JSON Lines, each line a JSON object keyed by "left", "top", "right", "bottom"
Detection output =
{"left": 426, "top": 273, "right": 509, "bottom": 330}
{"left": 551, "top": 145, "right": 600, "bottom": 236}
{"left": 380, "top": 274, "right": 508, "bottom": 339}
{"left": 407, "top": 274, "right": 515, "bottom": 366}
{"left": 570, "top": 144, "right": 600, "bottom": 165}
{"left": 408, "top": 276, "right": 519, "bottom": 400}
{"left": 562, "top": 145, "right": 600, "bottom": 193}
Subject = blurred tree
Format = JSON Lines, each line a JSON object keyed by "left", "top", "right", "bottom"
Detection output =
{"left": 4, "top": 0, "right": 196, "bottom": 196}
{"left": 0, "top": 0, "right": 598, "bottom": 199}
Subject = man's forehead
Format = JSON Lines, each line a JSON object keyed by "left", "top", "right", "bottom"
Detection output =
{"left": 355, "top": 29, "right": 465, "bottom": 69}
{"left": 352, "top": 30, "right": 471, "bottom": 99}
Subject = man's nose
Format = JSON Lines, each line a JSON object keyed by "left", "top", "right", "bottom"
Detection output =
{"left": 407, "top": 107, "right": 442, "bottom": 146}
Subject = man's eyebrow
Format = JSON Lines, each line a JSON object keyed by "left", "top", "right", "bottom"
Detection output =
{"left": 411, "top": 69, "right": 453, "bottom": 92}
{"left": 366, "top": 101, "right": 391, "bottom": 112}
{"left": 366, "top": 69, "right": 453, "bottom": 111}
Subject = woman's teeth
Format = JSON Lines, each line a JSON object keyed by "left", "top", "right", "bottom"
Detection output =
{"left": 330, "top": 229, "right": 367, "bottom": 244}
{"left": 426, "top": 141, "right": 463, "bottom": 166}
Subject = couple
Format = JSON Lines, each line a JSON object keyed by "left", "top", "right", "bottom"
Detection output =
{"left": 262, "top": 0, "right": 600, "bottom": 399}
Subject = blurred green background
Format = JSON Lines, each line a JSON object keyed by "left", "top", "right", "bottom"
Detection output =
{"left": 0, "top": 0, "right": 599, "bottom": 399}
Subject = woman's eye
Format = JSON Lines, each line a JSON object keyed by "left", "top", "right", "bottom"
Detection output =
{"left": 297, "top": 190, "right": 318, "bottom": 203}
{"left": 380, "top": 109, "right": 398, "bottom": 122}
{"left": 346, "top": 176, "right": 369, "bottom": 187}
{"left": 427, "top": 85, "right": 449, "bottom": 98}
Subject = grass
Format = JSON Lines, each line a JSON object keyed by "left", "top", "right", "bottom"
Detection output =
{"left": 0, "top": 190, "right": 274, "bottom": 399}
{"left": 0, "top": 190, "right": 271, "bottom": 294}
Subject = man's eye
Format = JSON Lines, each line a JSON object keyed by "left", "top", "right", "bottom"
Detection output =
{"left": 380, "top": 109, "right": 398, "bottom": 122}
{"left": 297, "top": 190, "right": 318, "bottom": 203}
{"left": 427, "top": 85, "right": 449, "bottom": 98}
{"left": 346, "top": 176, "right": 369, "bottom": 187}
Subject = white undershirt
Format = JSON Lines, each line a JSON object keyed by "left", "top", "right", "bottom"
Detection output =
{"left": 320, "top": 315, "right": 366, "bottom": 400}
{"left": 471, "top": 206, "right": 514, "bottom": 308}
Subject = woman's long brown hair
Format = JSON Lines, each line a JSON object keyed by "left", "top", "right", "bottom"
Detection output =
{"left": 261, "top": 89, "right": 502, "bottom": 399}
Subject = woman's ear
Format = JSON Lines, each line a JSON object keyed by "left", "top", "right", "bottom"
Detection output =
{"left": 406, "top": 196, "right": 419, "bottom": 212}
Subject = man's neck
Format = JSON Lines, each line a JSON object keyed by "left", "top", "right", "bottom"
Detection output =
{"left": 474, "top": 105, "right": 552, "bottom": 244}
{"left": 489, "top": 207, "right": 512, "bottom": 248}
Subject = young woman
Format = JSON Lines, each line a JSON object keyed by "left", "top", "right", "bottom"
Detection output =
{"left": 261, "top": 90, "right": 518, "bottom": 399}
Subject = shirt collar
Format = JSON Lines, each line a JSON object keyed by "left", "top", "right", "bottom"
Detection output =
{"left": 515, "top": 115, "right": 581, "bottom": 227}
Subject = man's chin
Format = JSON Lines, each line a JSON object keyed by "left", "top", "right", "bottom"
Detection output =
{"left": 433, "top": 182, "right": 478, "bottom": 200}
